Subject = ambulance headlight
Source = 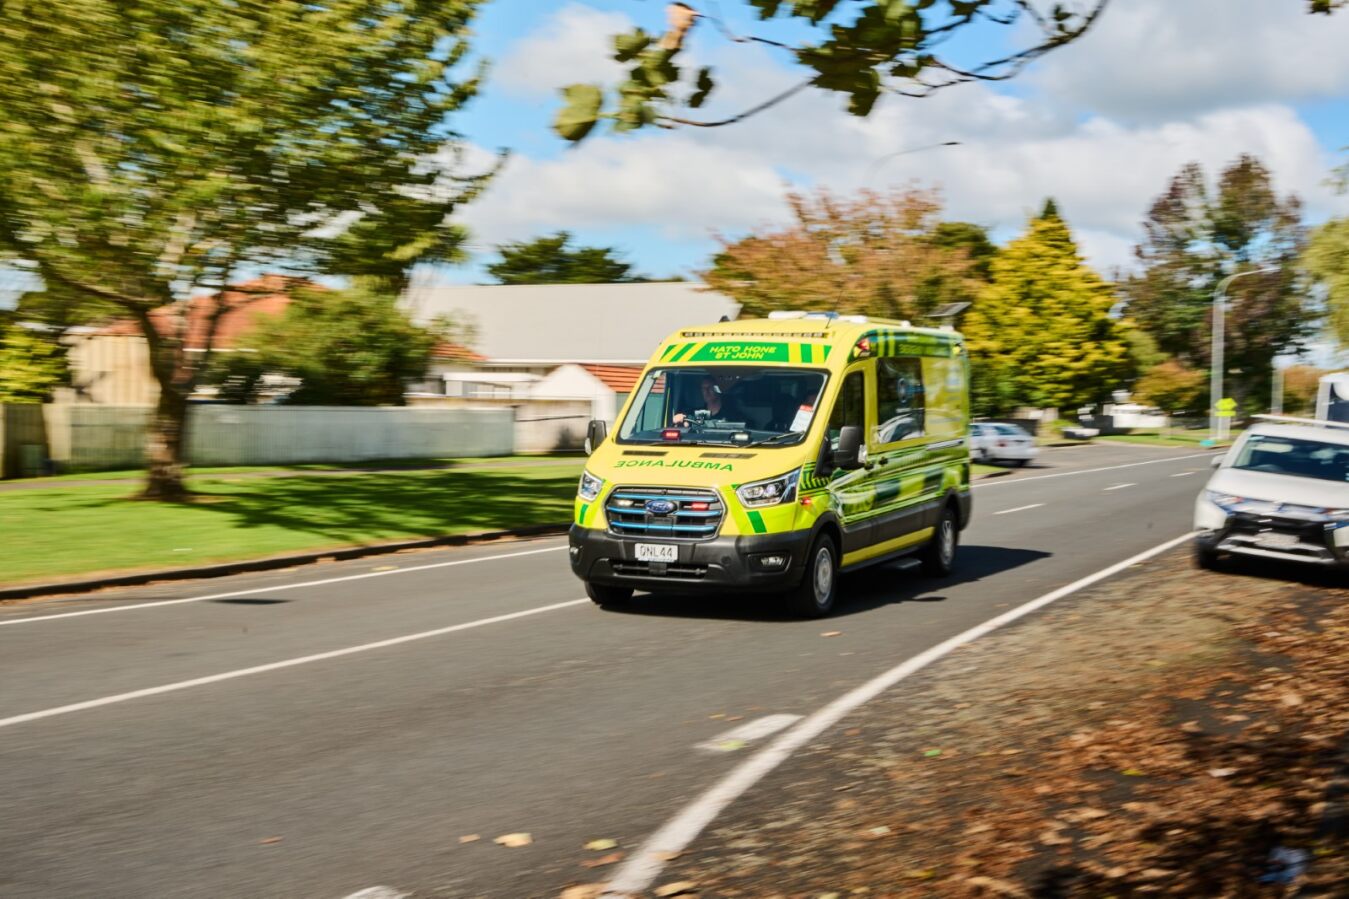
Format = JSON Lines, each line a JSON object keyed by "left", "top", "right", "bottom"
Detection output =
{"left": 736, "top": 468, "right": 800, "bottom": 508}
{"left": 578, "top": 470, "right": 605, "bottom": 502}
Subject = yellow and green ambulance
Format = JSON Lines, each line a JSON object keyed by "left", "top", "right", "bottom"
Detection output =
{"left": 570, "top": 311, "right": 971, "bottom": 617}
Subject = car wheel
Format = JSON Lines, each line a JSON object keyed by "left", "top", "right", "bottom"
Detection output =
{"left": 1194, "top": 543, "right": 1224, "bottom": 571}
{"left": 921, "top": 504, "right": 959, "bottom": 577}
{"left": 586, "top": 581, "right": 634, "bottom": 607}
{"left": 787, "top": 533, "right": 839, "bottom": 618}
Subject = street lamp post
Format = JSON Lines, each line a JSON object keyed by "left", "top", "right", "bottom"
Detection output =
{"left": 1209, "top": 266, "right": 1279, "bottom": 443}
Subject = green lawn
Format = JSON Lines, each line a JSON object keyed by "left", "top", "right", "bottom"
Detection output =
{"left": 972, "top": 463, "right": 1005, "bottom": 478}
{"left": 0, "top": 460, "right": 585, "bottom": 585}
{"left": 1098, "top": 430, "right": 1236, "bottom": 448}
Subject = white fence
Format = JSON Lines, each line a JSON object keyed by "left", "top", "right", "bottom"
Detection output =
{"left": 36, "top": 404, "right": 515, "bottom": 472}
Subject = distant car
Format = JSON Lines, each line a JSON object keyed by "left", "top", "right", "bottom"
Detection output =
{"left": 1194, "top": 417, "right": 1349, "bottom": 570}
{"left": 970, "top": 422, "right": 1038, "bottom": 466}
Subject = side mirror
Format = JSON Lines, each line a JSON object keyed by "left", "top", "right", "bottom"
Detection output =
{"left": 585, "top": 419, "right": 607, "bottom": 455}
{"left": 834, "top": 425, "right": 863, "bottom": 471}
{"left": 1211, "top": 455, "right": 1223, "bottom": 469}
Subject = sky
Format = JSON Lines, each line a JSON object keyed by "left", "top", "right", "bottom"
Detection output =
{"left": 439, "top": 0, "right": 1349, "bottom": 284}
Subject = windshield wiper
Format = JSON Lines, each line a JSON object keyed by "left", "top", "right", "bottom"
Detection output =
{"left": 744, "top": 432, "right": 804, "bottom": 448}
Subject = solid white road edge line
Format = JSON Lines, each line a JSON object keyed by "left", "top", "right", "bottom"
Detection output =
{"left": 973, "top": 452, "right": 1215, "bottom": 488}
{"left": 600, "top": 531, "right": 1197, "bottom": 897}
{"left": 0, "top": 598, "right": 589, "bottom": 730}
{"left": 341, "top": 888, "right": 409, "bottom": 899}
{"left": 1171, "top": 471, "right": 1197, "bottom": 478}
{"left": 696, "top": 714, "right": 804, "bottom": 752}
{"left": 0, "top": 544, "right": 568, "bottom": 627}
{"left": 1104, "top": 483, "right": 1137, "bottom": 491}
{"left": 992, "top": 503, "right": 1044, "bottom": 516}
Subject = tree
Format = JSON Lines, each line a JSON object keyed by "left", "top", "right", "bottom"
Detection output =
{"left": 1132, "top": 359, "right": 1206, "bottom": 416}
{"left": 1120, "top": 155, "right": 1310, "bottom": 412}
{"left": 556, "top": 1, "right": 1111, "bottom": 141}
{"left": 1304, "top": 219, "right": 1349, "bottom": 348}
{"left": 702, "top": 188, "right": 989, "bottom": 320}
{"left": 0, "top": 1, "right": 489, "bottom": 499}
{"left": 220, "top": 285, "right": 446, "bottom": 406}
{"left": 961, "top": 206, "right": 1129, "bottom": 414}
{"left": 487, "top": 232, "right": 644, "bottom": 284}
{"left": 1281, "top": 365, "right": 1324, "bottom": 416}
{"left": 0, "top": 322, "right": 68, "bottom": 403}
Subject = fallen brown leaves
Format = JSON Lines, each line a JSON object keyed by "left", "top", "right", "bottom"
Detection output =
{"left": 644, "top": 552, "right": 1349, "bottom": 897}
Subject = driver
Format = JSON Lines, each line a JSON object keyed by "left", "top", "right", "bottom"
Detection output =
{"left": 673, "top": 375, "right": 745, "bottom": 426}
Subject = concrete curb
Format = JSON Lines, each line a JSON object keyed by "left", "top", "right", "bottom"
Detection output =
{"left": 0, "top": 524, "right": 571, "bottom": 602}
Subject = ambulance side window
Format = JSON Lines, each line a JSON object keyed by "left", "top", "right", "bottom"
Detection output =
{"left": 827, "top": 371, "right": 865, "bottom": 446}
{"left": 875, "top": 357, "right": 925, "bottom": 444}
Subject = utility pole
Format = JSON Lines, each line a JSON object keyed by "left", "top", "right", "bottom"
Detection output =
{"left": 1209, "top": 266, "right": 1279, "bottom": 442}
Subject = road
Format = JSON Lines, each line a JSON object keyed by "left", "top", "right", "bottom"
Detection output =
{"left": 0, "top": 443, "right": 1214, "bottom": 898}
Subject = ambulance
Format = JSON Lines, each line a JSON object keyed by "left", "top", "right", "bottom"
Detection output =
{"left": 569, "top": 312, "right": 972, "bottom": 617}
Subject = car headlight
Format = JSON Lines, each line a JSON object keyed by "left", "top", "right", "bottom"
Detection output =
{"left": 736, "top": 468, "right": 800, "bottom": 508}
{"left": 1325, "top": 508, "right": 1349, "bottom": 522}
{"left": 1204, "top": 490, "right": 1243, "bottom": 511}
{"left": 578, "top": 470, "right": 604, "bottom": 502}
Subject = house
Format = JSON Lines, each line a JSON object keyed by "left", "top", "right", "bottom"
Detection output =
{"left": 404, "top": 282, "right": 740, "bottom": 421}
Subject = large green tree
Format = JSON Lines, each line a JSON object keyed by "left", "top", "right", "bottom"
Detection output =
{"left": 555, "top": 1, "right": 1338, "bottom": 142}
{"left": 702, "top": 187, "right": 990, "bottom": 321}
{"left": 487, "top": 232, "right": 645, "bottom": 284}
{"left": 962, "top": 205, "right": 1129, "bottom": 414}
{"left": 0, "top": 1, "right": 490, "bottom": 498}
{"left": 0, "top": 321, "right": 68, "bottom": 403}
{"left": 1121, "top": 155, "right": 1310, "bottom": 413}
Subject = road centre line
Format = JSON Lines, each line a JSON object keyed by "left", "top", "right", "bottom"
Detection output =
{"left": 0, "top": 545, "right": 568, "bottom": 627}
{"left": 600, "top": 531, "right": 1198, "bottom": 896}
{"left": 1104, "top": 483, "right": 1136, "bottom": 491}
{"left": 696, "top": 714, "right": 803, "bottom": 752}
{"left": 0, "top": 599, "right": 589, "bottom": 730}
{"left": 1171, "top": 471, "right": 1197, "bottom": 477}
{"left": 5, "top": 452, "right": 1214, "bottom": 629}
{"left": 993, "top": 503, "right": 1043, "bottom": 516}
{"left": 972, "top": 452, "right": 1217, "bottom": 488}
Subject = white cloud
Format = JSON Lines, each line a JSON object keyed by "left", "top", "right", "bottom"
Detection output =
{"left": 494, "top": 3, "right": 634, "bottom": 98}
{"left": 457, "top": 3, "right": 1349, "bottom": 279}
{"left": 1032, "top": 0, "right": 1349, "bottom": 122}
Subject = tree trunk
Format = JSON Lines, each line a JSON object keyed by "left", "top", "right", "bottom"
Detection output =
{"left": 142, "top": 383, "right": 190, "bottom": 500}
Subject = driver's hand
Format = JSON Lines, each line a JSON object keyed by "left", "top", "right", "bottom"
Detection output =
{"left": 672, "top": 413, "right": 687, "bottom": 426}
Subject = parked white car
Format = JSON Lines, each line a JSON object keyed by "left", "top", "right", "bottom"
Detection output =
{"left": 1194, "top": 417, "right": 1349, "bottom": 569}
{"left": 970, "top": 422, "right": 1038, "bottom": 466}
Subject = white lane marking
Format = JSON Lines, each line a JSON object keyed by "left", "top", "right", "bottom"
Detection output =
{"left": 1171, "top": 471, "right": 1197, "bottom": 478}
{"left": 974, "top": 452, "right": 1216, "bottom": 488}
{"left": 696, "top": 714, "right": 803, "bottom": 752}
{"left": 601, "top": 531, "right": 1197, "bottom": 897}
{"left": 0, "top": 544, "right": 567, "bottom": 627}
{"left": 342, "top": 889, "right": 409, "bottom": 899}
{"left": 992, "top": 503, "right": 1043, "bottom": 516}
{"left": 0, "top": 598, "right": 588, "bottom": 730}
{"left": 1103, "top": 483, "right": 1136, "bottom": 492}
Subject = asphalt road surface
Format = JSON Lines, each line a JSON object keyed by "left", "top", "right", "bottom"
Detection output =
{"left": 0, "top": 443, "right": 1216, "bottom": 898}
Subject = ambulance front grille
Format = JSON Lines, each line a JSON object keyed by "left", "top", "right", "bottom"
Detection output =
{"left": 605, "top": 486, "right": 724, "bottom": 539}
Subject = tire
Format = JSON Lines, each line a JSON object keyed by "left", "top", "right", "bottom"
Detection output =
{"left": 1012, "top": 458, "right": 1028, "bottom": 468}
{"left": 786, "top": 532, "right": 840, "bottom": 618}
{"left": 1194, "top": 543, "right": 1224, "bottom": 571}
{"left": 586, "top": 581, "right": 634, "bottom": 607}
{"left": 921, "top": 503, "right": 959, "bottom": 577}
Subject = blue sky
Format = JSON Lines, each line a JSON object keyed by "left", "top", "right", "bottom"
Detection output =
{"left": 439, "top": 0, "right": 1349, "bottom": 284}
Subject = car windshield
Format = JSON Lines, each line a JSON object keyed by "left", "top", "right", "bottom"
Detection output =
{"left": 617, "top": 366, "right": 828, "bottom": 447}
{"left": 1232, "top": 433, "right": 1349, "bottom": 483}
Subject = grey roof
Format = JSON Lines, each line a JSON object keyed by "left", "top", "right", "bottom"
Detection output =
{"left": 403, "top": 282, "right": 741, "bottom": 364}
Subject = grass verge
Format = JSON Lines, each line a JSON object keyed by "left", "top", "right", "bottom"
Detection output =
{"left": 1099, "top": 430, "right": 1236, "bottom": 448}
{"left": 1, "top": 460, "right": 584, "bottom": 586}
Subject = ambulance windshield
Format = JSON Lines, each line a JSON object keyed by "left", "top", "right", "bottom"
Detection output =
{"left": 617, "top": 367, "right": 828, "bottom": 447}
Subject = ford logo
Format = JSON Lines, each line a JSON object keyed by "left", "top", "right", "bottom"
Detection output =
{"left": 644, "top": 499, "right": 677, "bottom": 516}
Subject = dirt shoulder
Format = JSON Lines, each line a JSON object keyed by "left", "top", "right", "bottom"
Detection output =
{"left": 609, "top": 550, "right": 1349, "bottom": 898}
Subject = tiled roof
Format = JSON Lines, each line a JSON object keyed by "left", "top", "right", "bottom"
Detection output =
{"left": 579, "top": 364, "right": 643, "bottom": 392}
{"left": 432, "top": 342, "right": 487, "bottom": 363}
{"left": 96, "top": 276, "right": 308, "bottom": 349}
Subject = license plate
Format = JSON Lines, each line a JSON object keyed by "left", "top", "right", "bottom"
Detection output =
{"left": 1255, "top": 532, "right": 1299, "bottom": 549}
{"left": 635, "top": 543, "right": 678, "bottom": 563}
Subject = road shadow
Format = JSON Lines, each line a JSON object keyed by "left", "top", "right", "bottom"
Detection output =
{"left": 602, "top": 544, "right": 1051, "bottom": 622}
{"left": 1211, "top": 554, "right": 1349, "bottom": 590}
{"left": 210, "top": 597, "right": 290, "bottom": 605}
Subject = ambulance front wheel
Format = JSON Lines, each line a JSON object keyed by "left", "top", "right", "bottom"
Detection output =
{"left": 786, "top": 532, "right": 839, "bottom": 619}
{"left": 921, "top": 504, "right": 959, "bottom": 577}
{"left": 586, "top": 581, "right": 633, "bottom": 607}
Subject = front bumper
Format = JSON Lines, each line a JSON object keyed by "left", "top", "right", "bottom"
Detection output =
{"left": 1196, "top": 509, "right": 1349, "bottom": 567}
{"left": 569, "top": 524, "right": 814, "bottom": 592}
